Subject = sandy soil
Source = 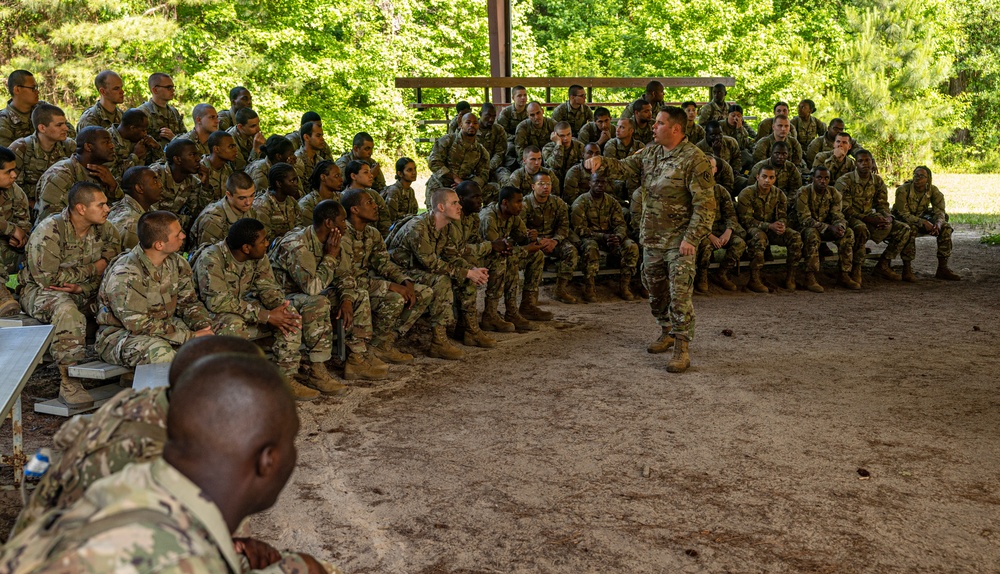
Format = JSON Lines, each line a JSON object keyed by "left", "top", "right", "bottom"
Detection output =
{"left": 3, "top": 230, "right": 999, "bottom": 572}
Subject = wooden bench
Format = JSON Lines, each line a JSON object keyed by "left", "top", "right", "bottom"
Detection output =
{"left": 0, "top": 325, "right": 54, "bottom": 487}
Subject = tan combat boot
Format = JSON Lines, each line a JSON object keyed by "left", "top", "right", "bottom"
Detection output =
{"left": 554, "top": 278, "right": 578, "bottom": 304}
{"left": 747, "top": 257, "right": 768, "bottom": 293}
{"left": 633, "top": 275, "right": 649, "bottom": 298}
{"left": 505, "top": 300, "right": 538, "bottom": 332}
{"left": 287, "top": 378, "right": 321, "bottom": 401}
{"left": 935, "top": 256, "right": 961, "bottom": 281}
{"left": 462, "top": 315, "right": 496, "bottom": 348}
{"left": 307, "top": 362, "right": 347, "bottom": 395}
{"left": 715, "top": 264, "right": 738, "bottom": 291}
{"left": 619, "top": 272, "right": 637, "bottom": 301}
{"left": 839, "top": 270, "right": 861, "bottom": 290}
{"left": 647, "top": 326, "right": 675, "bottom": 354}
{"left": 666, "top": 340, "right": 690, "bottom": 373}
{"left": 371, "top": 332, "right": 414, "bottom": 364}
{"left": 428, "top": 325, "right": 465, "bottom": 360}
{"left": 850, "top": 264, "right": 863, "bottom": 287}
{"left": 519, "top": 291, "right": 554, "bottom": 321}
{"left": 58, "top": 365, "right": 94, "bottom": 408}
{"left": 0, "top": 285, "right": 19, "bottom": 317}
{"left": 694, "top": 268, "right": 709, "bottom": 294}
{"left": 480, "top": 297, "right": 515, "bottom": 332}
{"left": 582, "top": 276, "right": 597, "bottom": 303}
{"left": 784, "top": 267, "right": 797, "bottom": 291}
{"left": 874, "top": 258, "right": 902, "bottom": 281}
{"left": 803, "top": 271, "right": 824, "bottom": 293}
{"left": 901, "top": 260, "right": 917, "bottom": 283}
{"left": 344, "top": 352, "right": 389, "bottom": 381}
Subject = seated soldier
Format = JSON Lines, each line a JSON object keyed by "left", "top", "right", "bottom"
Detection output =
{"left": 107, "top": 165, "right": 163, "bottom": 249}
{"left": 479, "top": 186, "right": 547, "bottom": 333}
{"left": 425, "top": 113, "right": 494, "bottom": 207}
{"left": 792, "top": 166, "right": 859, "bottom": 292}
{"left": 542, "top": 120, "right": 584, "bottom": 188}
{"left": 337, "top": 189, "right": 453, "bottom": 366}
{"left": 226, "top": 107, "right": 264, "bottom": 172}
{"left": 36, "top": 126, "right": 120, "bottom": 226}
{"left": 96, "top": 210, "right": 214, "bottom": 366}
{"left": 299, "top": 160, "right": 343, "bottom": 226}
{"left": 522, "top": 171, "right": 579, "bottom": 304}
{"left": 893, "top": 166, "right": 961, "bottom": 281}
{"left": 293, "top": 120, "right": 325, "bottom": 194}
{"left": 722, "top": 104, "right": 754, "bottom": 171}
{"left": 252, "top": 162, "right": 301, "bottom": 243}
{"left": 0, "top": 147, "right": 29, "bottom": 316}
{"left": 194, "top": 217, "right": 335, "bottom": 400}
{"left": 10, "top": 103, "right": 74, "bottom": 200}
{"left": 698, "top": 120, "right": 745, "bottom": 192}
{"left": 571, "top": 172, "right": 640, "bottom": 301}
{"left": 108, "top": 108, "right": 159, "bottom": 178}
{"left": 791, "top": 98, "right": 826, "bottom": 150}
{"left": 336, "top": 131, "right": 385, "bottom": 191}
{"left": 682, "top": 101, "right": 706, "bottom": 144}
{"left": 498, "top": 85, "right": 529, "bottom": 142}
{"left": 149, "top": 138, "right": 204, "bottom": 230}
{"left": 563, "top": 143, "right": 600, "bottom": 206}
{"left": 284, "top": 111, "right": 323, "bottom": 157}
{"left": 813, "top": 131, "right": 856, "bottom": 182}
{"left": 577, "top": 106, "right": 613, "bottom": 151}
{"left": 737, "top": 164, "right": 803, "bottom": 293}
{"left": 631, "top": 98, "right": 655, "bottom": 145}
{"left": 0, "top": 354, "right": 328, "bottom": 574}
{"left": 805, "top": 117, "right": 845, "bottom": 166}
{"left": 514, "top": 102, "right": 557, "bottom": 161}
{"left": 137, "top": 72, "right": 186, "bottom": 148}
{"left": 603, "top": 117, "right": 645, "bottom": 202}
{"left": 753, "top": 114, "right": 804, "bottom": 169}
{"left": 508, "top": 145, "right": 562, "bottom": 200}
{"left": 343, "top": 159, "right": 392, "bottom": 237}
{"left": 19, "top": 182, "right": 121, "bottom": 406}
{"left": 382, "top": 157, "right": 419, "bottom": 223}
{"left": 477, "top": 103, "right": 511, "bottom": 188}
{"left": 217, "top": 86, "right": 252, "bottom": 131}
{"left": 77, "top": 70, "right": 124, "bottom": 130}
{"left": 749, "top": 141, "right": 802, "bottom": 197}
{"left": 190, "top": 171, "right": 256, "bottom": 252}
{"left": 447, "top": 101, "right": 473, "bottom": 134}
{"left": 835, "top": 149, "right": 912, "bottom": 285}
{"left": 174, "top": 103, "right": 219, "bottom": 158}
{"left": 198, "top": 130, "right": 237, "bottom": 213}
{"left": 621, "top": 81, "right": 664, "bottom": 120}
{"left": 387, "top": 185, "right": 501, "bottom": 350}
{"left": 1, "top": 70, "right": 76, "bottom": 147}
{"left": 551, "top": 84, "right": 593, "bottom": 137}
{"left": 755, "top": 101, "right": 798, "bottom": 142}
{"left": 247, "top": 134, "right": 296, "bottom": 196}
{"left": 695, "top": 157, "right": 746, "bottom": 293}
{"left": 697, "top": 83, "right": 729, "bottom": 125}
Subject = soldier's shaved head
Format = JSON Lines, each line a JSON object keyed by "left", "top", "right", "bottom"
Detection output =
{"left": 431, "top": 187, "right": 456, "bottom": 210}
{"left": 147, "top": 73, "right": 171, "bottom": 90}
{"left": 192, "top": 103, "right": 215, "bottom": 122}
{"left": 168, "top": 336, "right": 265, "bottom": 386}
{"left": 137, "top": 210, "right": 179, "bottom": 249}
{"left": 75, "top": 126, "right": 108, "bottom": 153}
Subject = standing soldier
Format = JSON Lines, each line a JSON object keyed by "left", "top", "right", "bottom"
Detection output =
{"left": 425, "top": 113, "right": 493, "bottom": 206}
{"left": 137, "top": 73, "right": 186, "bottom": 148}
{"left": 107, "top": 165, "right": 163, "bottom": 250}
{"left": 793, "top": 166, "right": 859, "bottom": 292}
{"left": 0, "top": 147, "right": 29, "bottom": 315}
{"left": 551, "top": 84, "right": 593, "bottom": 137}
{"left": 521, "top": 171, "right": 579, "bottom": 304}
{"left": 737, "top": 164, "right": 803, "bottom": 293}
{"left": 77, "top": 70, "right": 124, "bottom": 130}
{"left": 893, "top": 166, "right": 961, "bottom": 281}
{"left": 570, "top": 172, "right": 640, "bottom": 302}
{"left": 217, "top": 86, "right": 252, "bottom": 131}
{"left": 695, "top": 157, "right": 745, "bottom": 293}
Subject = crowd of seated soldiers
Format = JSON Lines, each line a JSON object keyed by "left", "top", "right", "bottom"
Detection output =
{"left": 0, "top": 71, "right": 962, "bottom": 407}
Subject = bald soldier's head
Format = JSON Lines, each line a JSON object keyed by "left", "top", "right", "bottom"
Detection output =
{"left": 163, "top": 355, "right": 299, "bottom": 532}
{"left": 168, "top": 335, "right": 265, "bottom": 386}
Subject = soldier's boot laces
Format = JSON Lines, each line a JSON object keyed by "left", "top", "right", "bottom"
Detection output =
{"left": 582, "top": 277, "right": 598, "bottom": 303}
{"left": 647, "top": 327, "right": 675, "bottom": 354}
{"left": 619, "top": 274, "right": 637, "bottom": 301}
{"left": 803, "top": 271, "right": 824, "bottom": 293}
{"left": 306, "top": 362, "right": 347, "bottom": 395}
{"left": 553, "top": 278, "right": 578, "bottom": 304}
{"left": 462, "top": 318, "right": 497, "bottom": 348}
{"left": 935, "top": 256, "right": 961, "bottom": 281}
{"left": 784, "top": 268, "right": 797, "bottom": 291}
{"left": 0, "top": 286, "right": 19, "bottom": 317}
{"left": 666, "top": 339, "right": 691, "bottom": 373}
{"left": 901, "top": 261, "right": 917, "bottom": 283}
{"left": 58, "top": 365, "right": 94, "bottom": 408}
{"left": 874, "top": 258, "right": 902, "bottom": 281}
{"left": 480, "top": 298, "right": 515, "bottom": 332}
{"left": 850, "top": 264, "right": 863, "bottom": 286}
{"left": 747, "top": 267, "right": 769, "bottom": 293}
{"left": 716, "top": 267, "right": 738, "bottom": 291}
{"left": 429, "top": 325, "right": 465, "bottom": 360}
{"left": 694, "top": 269, "right": 709, "bottom": 294}
{"left": 519, "top": 291, "right": 554, "bottom": 321}
{"left": 505, "top": 302, "right": 538, "bottom": 332}
{"left": 344, "top": 352, "right": 390, "bottom": 381}
{"left": 839, "top": 270, "right": 861, "bottom": 290}
{"left": 371, "top": 333, "right": 414, "bottom": 364}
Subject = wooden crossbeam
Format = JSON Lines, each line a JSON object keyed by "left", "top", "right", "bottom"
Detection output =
{"left": 395, "top": 77, "right": 735, "bottom": 89}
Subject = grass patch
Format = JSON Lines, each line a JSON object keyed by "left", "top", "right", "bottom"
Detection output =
{"left": 981, "top": 233, "right": 1000, "bottom": 245}
{"left": 931, "top": 173, "right": 1000, "bottom": 231}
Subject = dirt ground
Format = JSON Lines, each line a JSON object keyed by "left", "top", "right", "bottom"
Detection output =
{"left": 3, "top": 230, "right": 999, "bottom": 572}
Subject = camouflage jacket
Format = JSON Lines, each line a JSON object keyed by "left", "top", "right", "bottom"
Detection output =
{"left": 97, "top": 245, "right": 211, "bottom": 344}
{"left": 749, "top": 159, "right": 802, "bottom": 196}
{"left": 577, "top": 122, "right": 611, "bottom": 150}
{"left": 450, "top": 212, "right": 491, "bottom": 264}
{"left": 570, "top": 192, "right": 628, "bottom": 243}
{"left": 199, "top": 156, "right": 233, "bottom": 212}
{"left": 227, "top": 125, "right": 260, "bottom": 172}
{"left": 893, "top": 180, "right": 946, "bottom": 226}
{"left": 286, "top": 132, "right": 332, "bottom": 162}
{"left": 755, "top": 117, "right": 797, "bottom": 143}
{"left": 551, "top": 102, "right": 594, "bottom": 136}
{"left": 737, "top": 184, "right": 788, "bottom": 232}
{"left": 696, "top": 136, "right": 741, "bottom": 173}
{"left": 297, "top": 190, "right": 340, "bottom": 228}
{"left": 497, "top": 105, "right": 528, "bottom": 138}
{"left": 335, "top": 151, "right": 386, "bottom": 191}
{"left": 137, "top": 99, "right": 186, "bottom": 147}
{"left": 108, "top": 125, "right": 149, "bottom": 180}
{"left": 18, "top": 208, "right": 121, "bottom": 298}
{"left": 698, "top": 101, "right": 728, "bottom": 126}
{"left": 150, "top": 161, "right": 202, "bottom": 219}
{"left": 190, "top": 197, "right": 256, "bottom": 252}
{"left": 685, "top": 122, "right": 706, "bottom": 146}
{"left": 293, "top": 148, "right": 319, "bottom": 189}
{"left": 193, "top": 241, "right": 287, "bottom": 323}
{"left": 791, "top": 116, "right": 826, "bottom": 149}
{"left": 426, "top": 133, "right": 491, "bottom": 191}
{"left": 335, "top": 223, "right": 410, "bottom": 304}
{"left": 542, "top": 139, "right": 585, "bottom": 185}
{"left": 561, "top": 164, "right": 592, "bottom": 206}
{"left": 753, "top": 135, "right": 804, "bottom": 167}
{"left": 246, "top": 157, "right": 272, "bottom": 196}
{"left": 0, "top": 183, "right": 30, "bottom": 240}
{"left": 793, "top": 183, "right": 847, "bottom": 232}
{"left": 381, "top": 182, "right": 419, "bottom": 223}
{"left": 106, "top": 194, "right": 148, "bottom": 250}
{"left": 387, "top": 211, "right": 474, "bottom": 281}
{"left": 270, "top": 224, "right": 342, "bottom": 296}
{"left": 598, "top": 138, "right": 716, "bottom": 250}
{"left": 361, "top": 188, "right": 392, "bottom": 238}
{"left": 603, "top": 137, "right": 644, "bottom": 190}
{"left": 77, "top": 101, "right": 121, "bottom": 130}
{"left": 805, "top": 135, "right": 835, "bottom": 167}
{"left": 521, "top": 192, "right": 570, "bottom": 243}
{"left": 813, "top": 151, "right": 856, "bottom": 183}
{"left": 35, "top": 155, "right": 110, "bottom": 226}
{"left": 477, "top": 123, "right": 508, "bottom": 171}
{"left": 252, "top": 192, "right": 301, "bottom": 243}
{"left": 0, "top": 102, "right": 73, "bottom": 148}
{"left": 713, "top": 156, "right": 736, "bottom": 194}
{"left": 480, "top": 202, "right": 531, "bottom": 258}
{"left": 217, "top": 108, "right": 237, "bottom": 132}
{"left": 835, "top": 171, "right": 890, "bottom": 221}
{"left": 514, "top": 117, "right": 557, "bottom": 160}
{"left": 175, "top": 129, "right": 210, "bottom": 158}
{"left": 721, "top": 121, "right": 753, "bottom": 152}
{"left": 709, "top": 184, "right": 744, "bottom": 237}
{"left": 634, "top": 121, "right": 653, "bottom": 145}
{"left": 9, "top": 134, "right": 75, "bottom": 194}
{"left": 508, "top": 166, "right": 561, "bottom": 200}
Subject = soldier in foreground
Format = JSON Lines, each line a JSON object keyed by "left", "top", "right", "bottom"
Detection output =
{"left": 893, "top": 166, "right": 961, "bottom": 281}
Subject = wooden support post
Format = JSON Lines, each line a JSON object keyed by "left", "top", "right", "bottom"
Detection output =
{"left": 487, "top": 0, "right": 512, "bottom": 103}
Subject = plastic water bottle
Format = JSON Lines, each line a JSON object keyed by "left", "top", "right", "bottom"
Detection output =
{"left": 24, "top": 448, "right": 51, "bottom": 479}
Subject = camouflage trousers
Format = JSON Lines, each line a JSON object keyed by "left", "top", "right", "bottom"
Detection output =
{"left": 579, "top": 237, "right": 639, "bottom": 279}
{"left": 848, "top": 218, "right": 911, "bottom": 266}
{"left": 405, "top": 269, "right": 476, "bottom": 328}
{"left": 491, "top": 167, "right": 512, "bottom": 189}
{"left": 21, "top": 286, "right": 96, "bottom": 365}
{"left": 484, "top": 249, "right": 544, "bottom": 301}
{"left": 697, "top": 232, "right": 746, "bottom": 270}
{"left": 529, "top": 241, "right": 579, "bottom": 283}
{"left": 643, "top": 247, "right": 696, "bottom": 342}
{"left": 331, "top": 278, "right": 433, "bottom": 354}
{"left": 287, "top": 293, "right": 333, "bottom": 362}
{"left": 95, "top": 327, "right": 182, "bottom": 367}
{"left": 901, "top": 221, "right": 953, "bottom": 261}
{"left": 802, "top": 226, "right": 855, "bottom": 272}
{"left": 211, "top": 302, "right": 310, "bottom": 379}
{"left": 0, "top": 243, "right": 22, "bottom": 274}
{"left": 746, "top": 228, "right": 803, "bottom": 268}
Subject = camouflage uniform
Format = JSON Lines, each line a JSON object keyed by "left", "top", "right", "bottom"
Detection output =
{"left": 18, "top": 209, "right": 121, "bottom": 365}
{"left": 270, "top": 224, "right": 342, "bottom": 298}
{"left": 737, "top": 184, "right": 803, "bottom": 268}
{"left": 620, "top": 99, "right": 658, "bottom": 121}
{"left": 480, "top": 202, "right": 544, "bottom": 302}
{"left": 137, "top": 98, "right": 186, "bottom": 148}
{"left": 335, "top": 151, "right": 386, "bottom": 191}
{"left": 569, "top": 192, "right": 639, "bottom": 279}
{"left": 333, "top": 223, "right": 435, "bottom": 353}
{"left": 0, "top": 182, "right": 31, "bottom": 273}
{"left": 893, "top": 176, "right": 952, "bottom": 261}
{"left": 603, "top": 137, "right": 645, "bottom": 201}
{"left": 599, "top": 140, "right": 716, "bottom": 341}
{"left": 542, "top": 138, "right": 585, "bottom": 187}
{"left": 175, "top": 129, "right": 210, "bottom": 158}
{"left": 297, "top": 190, "right": 339, "bottom": 228}
{"left": 477, "top": 121, "right": 511, "bottom": 187}
{"left": 0, "top": 458, "right": 315, "bottom": 574}
{"left": 697, "top": 101, "right": 728, "bottom": 126}
{"left": 108, "top": 125, "right": 149, "bottom": 180}
{"left": 362, "top": 188, "right": 392, "bottom": 238}
{"left": 508, "top": 166, "right": 561, "bottom": 202}
{"left": 685, "top": 123, "right": 706, "bottom": 146}
{"left": 514, "top": 117, "right": 557, "bottom": 161}
{"left": 0, "top": 102, "right": 75, "bottom": 148}
{"left": 634, "top": 121, "right": 654, "bottom": 145}
{"left": 35, "top": 155, "right": 109, "bottom": 227}
{"left": 522, "top": 192, "right": 578, "bottom": 282}
{"left": 245, "top": 157, "right": 272, "bottom": 196}
{"left": 696, "top": 136, "right": 741, "bottom": 176}
{"left": 551, "top": 102, "right": 594, "bottom": 136}
{"left": 835, "top": 171, "right": 911, "bottom": 268}
{"left": 425, "top": 133, "right": 493, "bottom": 206}
{"left": 199, "top": 156, "right": 233, "bottom": 214}
{"left": 217, "top": 108, "right": 237, "bottom": 132}
{"left": 749, "top": 159, "right": 803, "bottom": 196}
{"left": 753, "top": 135, "right": 804, "bottom": 167}
{"left": 793, "top": 183, "right": 855, "bottom": 273}
{"left": 293, "top": 147, "right": 319, "bottom": 194}
{"left": 791, "top": 116, "right": 826, "bottom": 150}
{"left": 95, "top": 246, "right": 212, "bottom": 366}
{"left": 149, "top": 161, "right": 202, "bottom": 230}
{"left": 381, "top": 182, "right": 419, "bottom": 224}
{"left": 9, "top": 134, "right": 75, "bottom": 196}
{"left": 712, "top": 155, "right": 737, "bottom": 195}
{"left": 755, "top": 117, "right": 797, "bottom": 143}
{"left": 812, "top": 151, "right": 856, "bottom": 183}
{"left": 561, "top": 164, "right": 592, "bottom": 206}
{"left": 227, "top": 125, "right": 260, "bottom": 172}
{"left": 805, "top": 135, "right": 835, "bottom": 167}
{"left": 106, "top": 194, "right": 147, "bottom": 250}
{"left": 577, "top": 121, "right": 610, "bottom": 151}
{"left": 497, "top": 105, "right": 528, "bottom": 140}
{"left": 697, "top": 184, "right": 746, "bottom": 271}
{"left": 77, "top": 102, "right": 121, "bottom": 130}
{"left": 721, "top": 121, "right": 753, "bottom": 152}
{"left": 252, "top": 192, "right": 301, "bottom": 243}
{"left": 190, "top": 197, "right": 257, "bottom": 253}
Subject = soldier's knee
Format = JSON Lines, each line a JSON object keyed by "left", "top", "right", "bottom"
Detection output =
{"left": 213, "top": 314, "right": 249, "bottom": 336}
{"left": 51, "top": 301, "right": 85, "bottom": 326}
{"left": 147, "top": 341, "right": 176, "bottom": 364}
